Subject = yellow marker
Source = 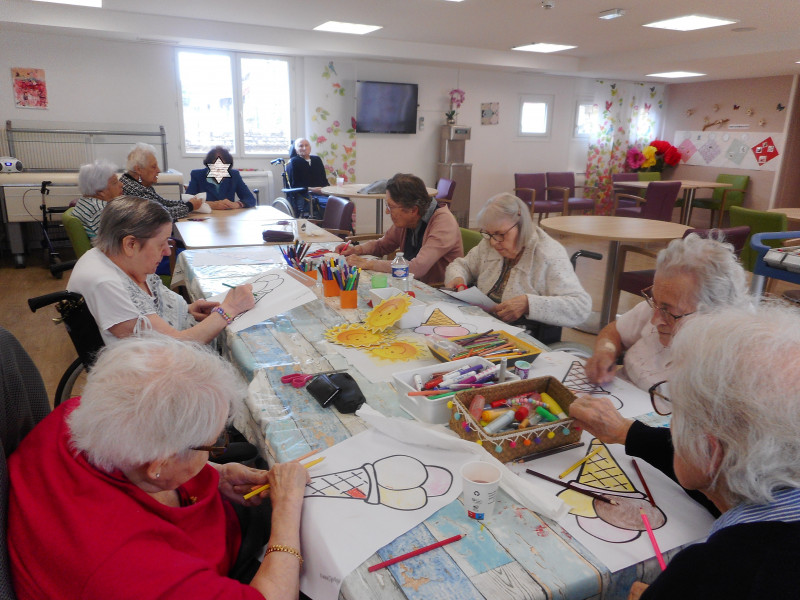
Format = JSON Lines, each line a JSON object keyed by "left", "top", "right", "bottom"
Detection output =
{"left": 540, "top": 392, "right": 567, "bottom": 419}
{"left": 481, "top": 408, "right": 512, "bottom": 423}
{"left": 559, "top": 446, "right": 602, "bottom": 479}
{"left": 243, "top": 456, "right": 326, "bottom": 500}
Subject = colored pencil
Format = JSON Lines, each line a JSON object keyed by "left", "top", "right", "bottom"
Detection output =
{"left": 559, "top": 446, "right": 602, "bottom": 479}
{"left": 243, "top": 456, "right": 325, "bottom": 500}
{"left": 632, "top": 459, "right": 657, "bottom": 507}
{"left": 368, "top": 534, "right": 466, "bottom": 572}
{"left": 640, "top": 509, "right": 667, "bottom": 571}
{"left": 526, "top": 469, "right": 617, "bottom": 505}
{"left": 515, "top": 441, "right": 585, "bottom": 463}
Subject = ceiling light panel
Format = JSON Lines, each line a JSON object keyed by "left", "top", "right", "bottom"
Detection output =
{"left": 31, "top": 0, "right": 102, "bottom": 6}
{"left": 644, "top": 15, "right": 738, "bottom": 32}
{"left": 314, "top": 21, "right": 382, "bottom": 35}
{"left": 598, "top": 9, "right": 625, "bottom": 20}
{"left": 513, "top": 43, "right": 576, "bottom": 53}
{"left": 646, "top": 71, "right": 706, "bottom": 78}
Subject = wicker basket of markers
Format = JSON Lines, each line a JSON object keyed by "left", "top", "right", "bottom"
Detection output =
{"left": 448, "top": 376, "right": 580, "bottom": 462}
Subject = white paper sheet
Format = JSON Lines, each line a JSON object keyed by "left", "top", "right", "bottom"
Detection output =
{"left": 402, "top": 302, "right": 523, "bottom": 337}
{"left": 207, "top": 267, "right": 317, "bottom": 332}
{"left": 440, "top": 286, "right": 497, "bottom": 311}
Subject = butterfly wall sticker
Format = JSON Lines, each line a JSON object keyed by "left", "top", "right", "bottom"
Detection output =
{"left": 777, "top": 103, "right": 786, "bottom": 111}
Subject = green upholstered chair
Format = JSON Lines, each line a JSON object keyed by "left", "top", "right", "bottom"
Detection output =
{"left": 61, "top": 207, "right": 92, "bottom": 259}
{"left": 460, "top": 228, "right": 482, "bottom": 255}
{"left": 637, "top": 171, "right": 661, "bottom": 183}
{"left": 728, "top": 205, "right": 787, "bottom": 272}
{"left": 689, "top": 174, "right": 750, "bottom": 228}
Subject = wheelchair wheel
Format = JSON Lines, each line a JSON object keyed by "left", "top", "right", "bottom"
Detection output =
{"left": 548, "top": 341, "right": 594, "bottom": 360}
{"left": 54, "top": 357, "right": 86, "bottom": 407}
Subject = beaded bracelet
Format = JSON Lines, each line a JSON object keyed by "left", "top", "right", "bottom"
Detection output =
{"left": 455, "top": 284, "right": 468, "bottom": 292}
{"left": 212, "top": 306, "right": 234, "bottom": 325}
{"left": 265, "top": 544, "right": 303, "bottom": 566}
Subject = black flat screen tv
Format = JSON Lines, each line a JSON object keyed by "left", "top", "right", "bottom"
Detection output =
{"left": 356, "top": 80, "right": 418, "bottom": 134}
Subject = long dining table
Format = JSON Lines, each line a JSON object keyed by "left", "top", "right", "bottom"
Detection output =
{"left": 615, "top": 179, "right": 732, "bottom": 225}
{"left": 540, "top": 216, "right": 690, "bottom": 331}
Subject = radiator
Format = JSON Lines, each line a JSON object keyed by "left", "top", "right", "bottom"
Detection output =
{"left": 239, "top": 170, "right": 274, "bottom": 206}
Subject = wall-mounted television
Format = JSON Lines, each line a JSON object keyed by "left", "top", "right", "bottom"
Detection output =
{"left": 355, "top": 80, "right": 418, "bottom": 134}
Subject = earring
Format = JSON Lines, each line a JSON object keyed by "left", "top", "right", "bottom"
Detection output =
{"left": 155, "top": 472, "right": 160, "bottom": 479}
{"left": 138, "top": 175, "right": 142, "bottom": 183}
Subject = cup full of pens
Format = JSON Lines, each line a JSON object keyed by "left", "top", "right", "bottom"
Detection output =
{"left": 318, "top": 256, "right": 361, "bottom": 302}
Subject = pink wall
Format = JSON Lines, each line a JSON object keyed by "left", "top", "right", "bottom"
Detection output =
{"left": 662, "top": 76, "right": 794, "bottom": 213}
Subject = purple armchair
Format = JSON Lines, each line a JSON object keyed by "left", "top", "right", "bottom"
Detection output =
{"left": 513, "top": 173, "right": 566, "bottom": 222}
{"left": 545, "top": 172, "right": 596, "bottom": 215}
{"left": 614, "top": 180, "right": 681, "bottom": 222}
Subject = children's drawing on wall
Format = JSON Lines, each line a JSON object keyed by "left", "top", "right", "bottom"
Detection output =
{"left": 557, "top": 440, "right": 666, "bottom": 543}
{"left": 562, "top": 360, "right": 622, "bottom": 409}
{"left": 12, "top": 67, "right": 48, "bottom": 109}
{"left": 674, "top": 130, "right": 784, "bottom": 171}
{"left": 304, "top": 454, "right": 453, "bottom": 510}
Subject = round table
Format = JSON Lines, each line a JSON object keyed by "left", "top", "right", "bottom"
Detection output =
{"left": 540, "top": 216, "right": 690, "bottom": 329}
{"left": 321, "top": 184, "right": 439, "bottom": 233}
{"left": 768, "top": 207, "right": 800, "bottom": 227}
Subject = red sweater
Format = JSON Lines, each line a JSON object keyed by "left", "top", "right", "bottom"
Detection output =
{"left": 8, "top": 398, "right": 262, "bottom": 600}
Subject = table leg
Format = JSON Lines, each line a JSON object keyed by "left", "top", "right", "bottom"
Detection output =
{"left": 375, "top": 198, "right": 383, "bottom": 233}
{"left": 598, "top": 240, "right": 620, "bottom": 330}
{"left": 682, "top": 189, "right": 697, "bottom": 225}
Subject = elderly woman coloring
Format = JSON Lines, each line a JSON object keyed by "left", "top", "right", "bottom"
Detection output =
{"left": 336, "top": 172, "right": 463, "bottom": 285}
{"left": 8, "top": 335, "right": 309, "bottom": 599}
{"left": 68, "top": 196, "right": 254, "bottom": 345}
{"left": 623, "top": 304, "right": 800, "bottom": 600}
{"left": 72, "top": 159, "right": 123, "bottom": 238}
{"left": 444, "top": 192, "right": 591, "bottom": 343}
{"left": 186, "top": 146, "right": 256, "bottom": 210}
{"left": 121, "top": 142, "right": 202, "bottom": 220}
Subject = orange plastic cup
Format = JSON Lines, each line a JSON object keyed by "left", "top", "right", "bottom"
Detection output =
{"left": 340, "top": 289, "right": 358, "bottom": 309}
{"left": 304, "top": 269, "right": 318, "bottom": 281}
{"left": 322, "top": 278, "right": 340, "bottom": 297}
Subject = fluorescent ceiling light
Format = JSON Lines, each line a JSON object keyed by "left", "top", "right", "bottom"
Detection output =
{"left": 644, "top": 15, "right": 738, "bottom": 32}
{"left": 513, "top": 43, "right": 576, "bottom": 53}
{"left": 314, "top": 21, "right": 382, "bottom": 35}
{"left": 31, "top": 0, "right": 102, "bottom": 5}
{"left": 647, "top": 71, "right": 706, "bottom": 78}
{"left": 599, "top": 8, "right": 625, "bottom": 20}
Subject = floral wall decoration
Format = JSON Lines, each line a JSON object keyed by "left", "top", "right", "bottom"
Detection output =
{"left": 12, "top": 67, "right": 48, "bottom": 109}
{"left": 307, "top": 60, "right": 357, "bottom": 185}
{"left": 584, "top": 81, "right": 666, "bottom": 214}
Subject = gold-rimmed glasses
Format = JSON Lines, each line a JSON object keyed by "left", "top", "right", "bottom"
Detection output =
{"left": 640, "top": 286, "right": 695, "bottom": 325}
{"left": 648, "top": 380, "right": 671, "bottom": 415}
{"left": 190, "top": 430, "right": 229, "bottom": 458}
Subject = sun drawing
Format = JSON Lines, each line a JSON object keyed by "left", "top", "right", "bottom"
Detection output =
{"left": 366, "top": 339, "right": 428, "bottom": 362}
{"left": 363, "top": 295, "right": 412, "bottom": 332}
{"left": 324, "top": 324, "right": 392, "bottom": 348}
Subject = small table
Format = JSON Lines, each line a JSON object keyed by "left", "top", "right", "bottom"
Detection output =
{"left": 321, "top": 184, "right": 439, "bottom": 234}
{"left": 174, "top": 206, "right": 342, "bottom": 249}
{"left": 541, "top": 216, "right": 690, "bottom": 330}
{"left": 616, "top": 180, "right": 732, "bottom": 225}
{"left": 768, "top": 207, "right": 800, "bottom": 227}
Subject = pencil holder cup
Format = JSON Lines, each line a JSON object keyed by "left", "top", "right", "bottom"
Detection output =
{"left": 304, "top": 269, "right": 318, "bottom": 281}
{"left": 371, "top": 274, "right": 388, "bottom": 288}
{"left": 340, "top": 289, "right": 358, "bottom": 309}
{"left": 322, "top": 278, "right": 340, "bottom": 297}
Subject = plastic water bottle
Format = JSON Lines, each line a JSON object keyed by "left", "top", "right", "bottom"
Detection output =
{"left": 391, "top": 251, "right": 410, "bottom": 292}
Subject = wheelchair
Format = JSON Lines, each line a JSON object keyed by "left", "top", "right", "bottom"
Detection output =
{"left": 28, "top": 291, "right": 104, "bottom": 407}
{"left": 270, "top": 157, "right": 321, "bottom": 219}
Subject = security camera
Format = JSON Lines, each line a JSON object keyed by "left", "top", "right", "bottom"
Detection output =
{"left": 541, "top": 0, "right": 554, "bottom": 8}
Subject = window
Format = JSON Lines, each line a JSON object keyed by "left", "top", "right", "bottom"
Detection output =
{"left": 177, "top": 50, "right": 292, "bottom": 156}
{"left": 574, "top": 99, "right": 595, "bottom": 137}
{"left": 518, "top": 94, "right": 553, "bottom": 137}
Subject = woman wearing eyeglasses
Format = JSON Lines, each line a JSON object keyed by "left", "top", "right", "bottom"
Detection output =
{"left": 8, "top": 335, "right": 309, "bottom": 600}
{"left": 444, "top": 193, "right": 591, "bottom": 343}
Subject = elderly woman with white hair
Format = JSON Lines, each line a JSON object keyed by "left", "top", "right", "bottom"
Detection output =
{"left": 444, "top": 192, "right": 591, "bottom": 343}
{"left": 72, "top": 159, "right": 123, "bottom": 238}
{"left": 622, "top": 304, "right": 800, "bottom": 599}
{"left": 121, "top": 142, "right": 202, "bottom": 220}
{"left": 8, "top": 335, "right": 309, "bottom": 600}
{"left": 68, "top": 196, "right": 254, "bottom": 345}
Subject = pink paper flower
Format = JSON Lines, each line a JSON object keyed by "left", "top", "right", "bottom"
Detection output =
{"left": 626, "top": 146, "right": 645, "bottom": 170}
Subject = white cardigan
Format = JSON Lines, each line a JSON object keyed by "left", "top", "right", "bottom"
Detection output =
{"left": 444, "top": 228, "right": 592, "bottom": 327}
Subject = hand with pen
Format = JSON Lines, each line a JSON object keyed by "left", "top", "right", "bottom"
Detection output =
{"left": 491, "top": 295, "right": 529, "bottom": 322}
{"left": 568, "top": 394, "right": 634, "bottom": 446}
{"left": 215, "top": 461, "right": 309, "bottom": 506}
{"left": 335, "top": 240, "right": 357, "bottom": 256}
{"left": 584, "top": 329, "right": 624, "bottom": 385}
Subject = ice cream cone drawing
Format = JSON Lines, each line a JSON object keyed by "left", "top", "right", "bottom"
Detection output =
{"left": 414, "top": 308, "right": 473, "bottom": 338}
{"left": 562, "top": 361, "right": 622, "bottom": 409}
{"left": 557, "top": 439, "right": 666, "bottom": 543}
{"left": 304, "top": 455, "right": 453, "bottom": 511}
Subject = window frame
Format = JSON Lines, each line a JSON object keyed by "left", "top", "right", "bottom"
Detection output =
{"left": 176, "top": 48, "right": 294, "bottom": 159}
{"left": 517, "top": 93, "right": 554, "bottom": 139}
{"left": 573, "top": 97, "right": 595, "bottom": 139}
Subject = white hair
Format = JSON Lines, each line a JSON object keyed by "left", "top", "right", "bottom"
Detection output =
{"left": 78, "top": 159, "right": 118, "bottom": 196}
{"left": 67, "top": 334, "right": 247, "bottom": 472}
{"left": 670, "top": 302, "right": 800, "bottom": 506}
{"left": 655, "top": 232, "right": 752, "bottom": 312}
{"left": 126, "top": 142, "right": 158, "bottom": 172}
{"left": 476, "top": 193, "right": 534, "bottom": 253}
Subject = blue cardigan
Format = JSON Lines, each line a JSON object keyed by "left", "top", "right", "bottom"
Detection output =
{"left": 186, "top": 168, "right": 257, "bottom": 208}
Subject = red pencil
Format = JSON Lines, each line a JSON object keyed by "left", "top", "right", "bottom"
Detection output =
{"left": 631, "top": 459, "right": 656, "bottom": 507}
{"left": 368, "top": 534, "right": 466, "bottom": 572}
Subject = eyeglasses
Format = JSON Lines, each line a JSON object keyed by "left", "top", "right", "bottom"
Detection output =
{"left": 384, "top": 201, "right": 408, "bottom": 213}
{"left": 640, "top": 286, "right": 695, "bottom": 324}
{"left": 480, "top": 220, "right": 519, "bottom": 243}
{"left": 648, "top": 380, "right": 671, "bottom": 415}
{"left": 191, "top": 430, "right": 229, "bottom": 458}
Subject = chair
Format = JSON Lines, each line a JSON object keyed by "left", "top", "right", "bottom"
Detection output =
{"left": 513, "top": 173, "right": 565, "bottom": 222}
{"left": 271, "top": 197, "right": 296, "bottom": 218}
{"left": 545, "top": 172, "right": 596, "bottom": 215}
{"left": 611, "top": 173, "right": 640, "bottom": 210}
{"left": 307, "top": 195, "right": 354, "bottom": 239}
{"left": 1, "top": 327, "right": 51, "bottom": 600}
{"left": 607, "top": 226, "right": 752, "bottom": 319}
{"left": 47, "top": 206, "right": 91, "bottom": 279}
{"left": 614, "top": 180, "right": 681, "bottom": 222}
{"left": 689, "top": 174, "right": 750, "bottom": 228}
{"left": 729, "top": 205, "right": 788, "bottom": 273}
{"left": 435, "top": 178, "right": 456, "bottom": 204}
{"left": 460, "top": 228, "right": 482, "bottom": 255}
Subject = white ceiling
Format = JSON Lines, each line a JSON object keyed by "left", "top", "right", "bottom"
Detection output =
{"left": 5, "top": 0, "right": 800, "bottom": 81}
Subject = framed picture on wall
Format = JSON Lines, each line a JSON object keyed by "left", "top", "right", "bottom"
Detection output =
{"left": 11, "top": 67, "right": 48, "bottom": 109}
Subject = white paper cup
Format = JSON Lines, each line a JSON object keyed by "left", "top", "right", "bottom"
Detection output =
{"left": 336, "top": 177, "right": 345, "bottom": 186}
{"left": 461, "top": 461, "right": 502, "bottom": 520}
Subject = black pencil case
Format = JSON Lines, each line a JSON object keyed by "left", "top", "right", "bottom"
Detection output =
{"left": 306, "top": 372, "right": 365, "bottom": 413}
{"left": 262, "top": 229, "right": 295, "bottom": 243}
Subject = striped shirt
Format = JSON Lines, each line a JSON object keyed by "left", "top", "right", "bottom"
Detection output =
{"left": 71, "top": 196, "right": 107, "bottom": 238}
{"left": 710, "top": 487, "right": 800, "bottom": 536}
